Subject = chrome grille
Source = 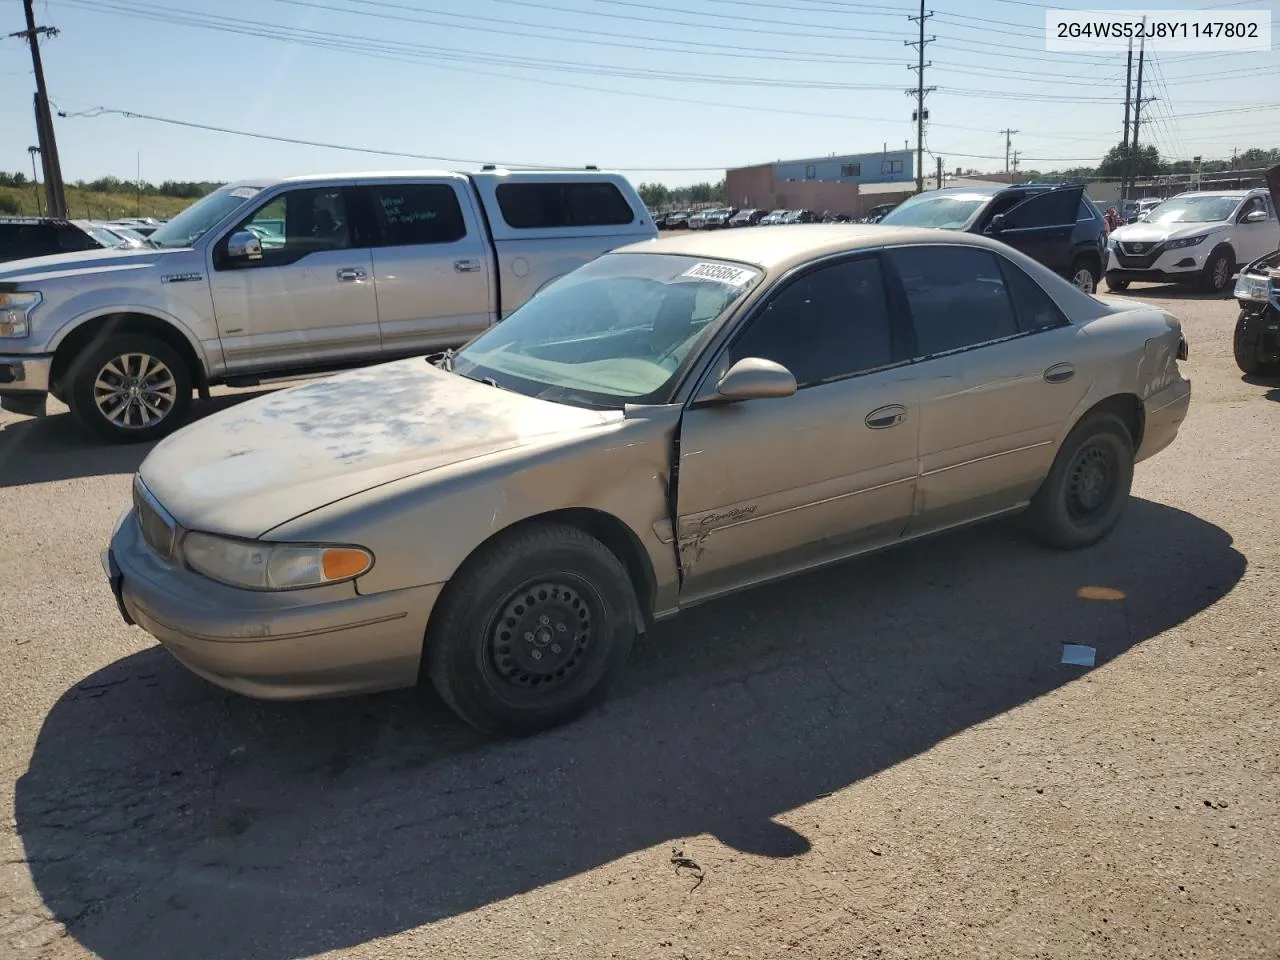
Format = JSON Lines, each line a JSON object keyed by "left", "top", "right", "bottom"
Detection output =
{"left": 133, "top": 477, "right": 177, "bottom": 560}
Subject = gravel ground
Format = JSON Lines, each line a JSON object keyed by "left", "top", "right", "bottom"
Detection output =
{"left": 1, "top": 283, "right": 1277, "bottom": 960}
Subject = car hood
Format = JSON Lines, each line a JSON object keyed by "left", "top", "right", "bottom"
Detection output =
{"left": 137, "top": 358, "right": 617, "bottom": 539}
{"left": 1110, "top": 220, "right": 1229, "bottom": 244}
{"left": 0, "top": 246, "right": 185, "bottom": 284}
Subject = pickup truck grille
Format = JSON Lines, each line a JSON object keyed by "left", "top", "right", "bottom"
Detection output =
{"left": 133, "top": 477, "right": 177, "bottom": 561}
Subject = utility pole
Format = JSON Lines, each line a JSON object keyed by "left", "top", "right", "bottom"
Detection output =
{"left": 1130, "top": 22, "right": 1147, "bottom": 195}
{"left": 1012, "top": 150, "right": 1021, "bottom": 182}
{"left": 11, "top": 0, "right": 66, "bottom": 218}
{"left": 936, "top": 155, "right": 943, "bottom": 191}
{"left": 1120, "top": 36, "right": 1134, "bottom": 199}
{"left": 906, "top": 0, "right": 935, "bottom": 194}
{"left": 1231, "top": 146, "right": 1238, "bottom": 169}
{"left": 1000, "top": 128, "right": 1019, "bottom": 175}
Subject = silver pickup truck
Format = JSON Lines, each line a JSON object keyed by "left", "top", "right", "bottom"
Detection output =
{"left": 0, "top": 169, "right": 657, "bottom": 441}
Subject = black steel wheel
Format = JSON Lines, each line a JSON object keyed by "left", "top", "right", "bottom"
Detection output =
{"left": 1026, "top": 412, "right": 1134, "bottom": 550}
{"left": 425, "top": 522, "right": 639, "bottom": 736}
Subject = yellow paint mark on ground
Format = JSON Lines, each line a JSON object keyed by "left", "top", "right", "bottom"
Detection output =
{"left": 1077, "top": 586, "right": 1127, "bottom": 601}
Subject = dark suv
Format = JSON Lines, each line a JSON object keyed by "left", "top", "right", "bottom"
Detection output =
{"left": 1231, "top": 164, "right": 1280, "bottom": 376}
{"left": 876, "top": 182, "right": 1108, "bottom": 292}
{"left": 0, "top": 217, "right": 123, "bottom": 263}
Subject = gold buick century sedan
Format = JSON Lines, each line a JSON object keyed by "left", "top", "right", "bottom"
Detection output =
{"left": 104, "top": 225, "right": 1191, "bottom": 735}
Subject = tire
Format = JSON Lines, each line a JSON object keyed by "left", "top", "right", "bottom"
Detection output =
{"left": 425, "top": 522, "right": 639, "bottom": 736}
{"left": 1200, "top": 246, "right": 1235, "bottom": 293}
{"left": 1025, "top": 412, "right": 1135, "bottom": 550}
{"left": 1069, "top": 257, "right": 1101, "bottom": 293}
{"left": 1105, "top": 276, "right": 1130, "bottom": 291}
{"left": 1233, "top": 313, "right": 1280, "bottom": 377}
{"left": 66, "top": 334, "right": 193, "bottom": 444}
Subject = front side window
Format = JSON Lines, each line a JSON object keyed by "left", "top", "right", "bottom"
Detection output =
{"left": 727, "top": 257, "right": 895, "bottom": 387}
{"left": 887, "top": 246, "right": 1019, "bottom": 357}
{"left": 454, "top": 253, "right": 759, "bottom": 407}
{"left": 1238, "top": 196, "right": 1267, "bottom": 220}
{"left": 225, "top": 188, "right": 351, "bottom": 267}
{"left": 367, "top": 184, "right": 467, "bottom": 246}
{"left": 496, "top": 182, "right": 634, "bottom": 229}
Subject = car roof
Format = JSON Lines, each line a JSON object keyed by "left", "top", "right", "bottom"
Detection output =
{"left": 613, "top": 223, "right": 1013, "bottom": 273}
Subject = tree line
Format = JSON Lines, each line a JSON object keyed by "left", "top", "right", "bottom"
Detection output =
{"left": 0, "top": 171, "right": 220, "bottom": 199}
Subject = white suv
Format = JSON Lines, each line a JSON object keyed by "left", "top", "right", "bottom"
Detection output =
{"left": 1106, "top": 188, "right": 1280, "bottom": 293}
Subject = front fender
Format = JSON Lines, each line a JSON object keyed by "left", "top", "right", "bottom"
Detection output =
{"left": 47, "top": 289, "right": 216, "bottom": 371}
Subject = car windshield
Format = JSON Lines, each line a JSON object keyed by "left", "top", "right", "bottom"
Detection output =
{"left": 85, "top": 225, "right": 128, "bottom": 248}
{"left": 878, "top": 193, "right": 988, "bottom": 229}
{"left": 148, "top": 184, "right": 259, "bottom": 248}
{"left": 453, "top": 253, "right": 761, "bottom": 408}
{"left": 1146, "top": 196, "right": 1241, "bottom": 224}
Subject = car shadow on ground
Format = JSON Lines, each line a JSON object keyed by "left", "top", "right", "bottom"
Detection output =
{"left": 0, "top": 391, "right": 275, "bottom": 488}
{"left": 1102, "top": 282, "right": 1234, "bottom": 302}
{"left": 14, "top": 498, "right": 1245, "bottom": 959}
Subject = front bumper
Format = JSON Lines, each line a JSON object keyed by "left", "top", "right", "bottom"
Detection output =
{"left": 1107, "top": 244, "right": 1209, "bottom": 282}
{"left": 0, "top": 353, "right": 53, "bottom": 392}
{"left": 106, "top": 509, "right": 444, "bottom": 700}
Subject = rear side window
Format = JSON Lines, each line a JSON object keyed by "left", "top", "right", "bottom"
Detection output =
{"left": 888, "top": 246, "right": 1019, "bottom": 357}
{"left": 57, "top": 225, "right": 102, "bottom": 253}
{"left": 1002, "top": 190, "right": 1079, "bottom": 229}
{"left": 368, "top": 184, "right": 467, "bottom": 246}
{"left": 0, "top": 224, "right": 56, "bottom": 261}
{"left": 997, "top": 258, "right": 1070, "bottom": 333}
{"left": 496, "top": 182, "right": 635, "bottom": 229}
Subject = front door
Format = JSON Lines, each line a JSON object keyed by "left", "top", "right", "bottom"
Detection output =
{"left": 1233, "top": 195, "right": 1280, "bottom": 264}
{"left": 358, "top": 179, "right": 497, "bottom": 355}
{"left": 209, "top": 185, "right": 380, "bottom": 372}
{"left": 885, "top": 245, "right": 1094, "bottom": 535}
{"left": 986, "top": 186, "right": 1085, "bottom": 277}
{"left": 674, "top": 254, "right": 919, "bottom": 604}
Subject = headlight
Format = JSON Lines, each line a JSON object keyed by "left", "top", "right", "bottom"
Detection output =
{"left": 0, "top": 291, "right": 41, "bottom": 338}
{"left": 1107, "top": 237, "right": 1119, "bottom": 249}
{"left": 1234, "top": 272, "right": 1270, "bottom": 302}
{"left": 182, "top": 532, "right": 373, "bottom": 591}
{"left": 1167, "top": 234, "right": 1208, "bottom": 250}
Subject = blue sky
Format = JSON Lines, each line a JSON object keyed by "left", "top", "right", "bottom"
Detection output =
{"left": 0, "top": 0, "right": 1276, "bottom": 188}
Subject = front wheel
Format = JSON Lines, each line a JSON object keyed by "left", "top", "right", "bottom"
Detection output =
{"left": 1026, "top": 412, "right": 1135, "bottom": 550}
{"left": 1200, "top": 246, "right": 1235, "bottom": 293}
{"left": 1105, "top": 276, "right": 1130, "bottom": 291}
{"left": 66, "top": 334, "right": 193, "bottom": 443}
{"left": 425, "top": 522, "right": 639, "bottom": 736}
{"left": 1234, "top": 313, "right": 1280, "bottom": 377}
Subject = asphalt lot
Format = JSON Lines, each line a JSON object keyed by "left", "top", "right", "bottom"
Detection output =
{"left": 1, "top": 283, "right": 1278, "bottom": 960}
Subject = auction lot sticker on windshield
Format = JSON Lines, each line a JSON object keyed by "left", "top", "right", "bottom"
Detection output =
{"left": 229, "top": 187, "right": 261, "bottom": 199}
{"left": 680, "top": 262, "right": 756, "bottom": 287}
{"left": 1046, "top": 10, "right": 1271, "bottom": 52}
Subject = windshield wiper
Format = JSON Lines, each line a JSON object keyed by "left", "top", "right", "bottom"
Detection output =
{"left": 431, "top": 348, "right": 456, "bottom": 371}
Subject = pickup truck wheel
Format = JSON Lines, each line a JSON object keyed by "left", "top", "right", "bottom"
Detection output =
{"left": 425, "top": 522, "right": 638, "bottom": 736}
{"left": 66, "top": 335, "right": 193, "bottom": 444}
{"left": 1025, "top": 412, "right": 1134, "bottom": 550}
{"left": 1234, "top": 313, "right": 1280, "bottom": 377}
{"left": 1200, "top": 247, "right": 1234, "bottom": 293}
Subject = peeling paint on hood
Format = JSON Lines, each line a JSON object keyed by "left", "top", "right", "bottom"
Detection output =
{"left": 138, "top": 358, "right": 616, "bottom": 539}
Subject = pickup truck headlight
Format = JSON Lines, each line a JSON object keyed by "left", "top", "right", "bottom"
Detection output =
{"left": 182, "top": 531, "right": 374, "bottom": 591}
{"left": 0, "top": 291, "right": 41, "bottom": 338}
{"left": 1167, "top": 234, "right": 1208, "bottom": 250}
{"left": 1234, "top": 273, "right": 1270, "bottom": 302}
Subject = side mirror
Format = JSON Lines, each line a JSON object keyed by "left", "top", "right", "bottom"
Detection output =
{"left": 225, "top": 230, "right": 263, "bottom": 263}
{"left": 1243, "top": 209, "right": 1267, "bottom": 224}
{"left": 714, "top": 357, "right": 797, "bottom": 402}
{"left": 987, "top": 213, "right": 1007, "bottom": 234}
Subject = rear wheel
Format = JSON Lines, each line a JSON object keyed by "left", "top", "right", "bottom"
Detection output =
{"left": 425, "top": 522, "right": 639, "bottom": 736}
{"left": 1200, "top": 246, "right": 1235, "bottom": 293}
{"left": 1105, "top": 276, "right": 1130, "bottom": 292}
{"left": 1070, "top": 257, "right": 1100, "bottom": 293}
{"left": 1026, "top": 412, "right": 1135, "bottom": 550}
{"left": 66, "top": 334, "right": 193, "bottom": 443}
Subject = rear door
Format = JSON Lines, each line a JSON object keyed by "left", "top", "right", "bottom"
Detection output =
{"left": 674, "top": 254, "right": 919, "bottom": 603}
{"left": 886, "top": 244, "right": 1092, "bottom": 535}
{"left": 358, "top": 178, "right": 496, "bottom": 355}
{"left": 987, "top": 186, "right": 1084, "bottom": 277}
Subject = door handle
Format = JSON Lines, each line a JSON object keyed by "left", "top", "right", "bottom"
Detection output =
{"left": 336, "top": 267, "right": 367, "bottom": 282}
{"left": 865, "top": 404, "right": 907, "bottom": 429}
{"left": 454, "top": 259, "right": 482, "bottom": 273}
{"left": 1044, "top": 362, "right": 1075, "bottom": 384}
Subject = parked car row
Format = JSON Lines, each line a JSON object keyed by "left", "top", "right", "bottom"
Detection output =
{"left": 0, "top": 170, "right": 658, "bottom": 441}
{"left": 655, "top": 207, "right": 858, "bottom": 229}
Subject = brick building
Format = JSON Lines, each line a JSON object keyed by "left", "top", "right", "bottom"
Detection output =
{"left": 725, "top": 149, "right": 916, "bottom": 218}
